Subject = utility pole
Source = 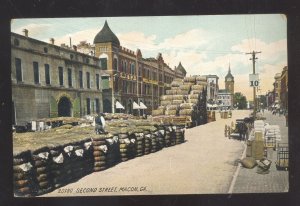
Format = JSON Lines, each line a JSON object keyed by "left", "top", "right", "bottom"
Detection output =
{"left": 246, "top": 50, "right": 261, "bottom": 119}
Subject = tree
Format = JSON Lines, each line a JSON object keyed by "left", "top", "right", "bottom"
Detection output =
{"left": 233, "top": 92, "right": 247, "bottom": 109}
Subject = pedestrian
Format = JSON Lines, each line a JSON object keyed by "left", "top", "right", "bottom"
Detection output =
{"left": 94, "top": 113, "right": 106, "bottom": 134}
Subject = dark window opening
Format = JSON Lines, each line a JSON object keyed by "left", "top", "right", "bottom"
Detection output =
{"left": 113, "top": 58, "right": 118, "bottom": 71}
{"left": 79, "top": 71, "right": 83, "bottom": 88}
{"left": 100, "top": 58, "right": 107, "bottom": 70}
{"left": 95, "top": 98, "right": 100, "bottom": 113}
{"left": 14, "top": 39, "right": 19, "bottom": 46}
{"left": 96, "top": 74, "right": 100, "bottom": 90}
{"left": 70, "top": 54, "right": 74, "bottom": 59}
{"left": 58, "top": 97, "right": 72, "bottom": 117}
{"left": 15, "top": 58, "right": 22, "bottom": 82}
{"left": 86, "top": 72, "right": 90, "bottom": 89}
{"left": 45, "top": 64, "right": 50, "bottom": 85}
{"left": 33, "top": 62, "right": 39, "bottom": 84}
{"left": 86, "top": 98, "right": 91, "bottom": 115}
{"left": 44, "top": 47, "right": 48, "bottom": 53}
{"left": 68, "top": 68, "right": 72, "bottom": 87}
{"left": 59, "top": 67, "right": 64, "bottom": 86}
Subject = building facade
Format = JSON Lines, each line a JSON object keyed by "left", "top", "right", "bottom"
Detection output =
{"left": 217, "top": 89, "right": 232, "bottom": 109}
{"left": 205, "top": 75, "right": 219, "bottom": 104}
{"left": 11, "top": 31, "right": 105, "bottom": 125}
{"left": 280, "top": 66, "right": 288, "bottom": 111}
{"left": 273, "top": 72, "right": 282, "bottom": 106}
{"left": 11, "top": 21, "right": 185, "bottom": 125}
{"left": 92, "top": 21, "right": 186, "bottom": 114}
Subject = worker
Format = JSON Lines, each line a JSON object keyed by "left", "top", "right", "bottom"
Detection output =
{"left": 95, "top": 113, "right": 106, "bottom": 134}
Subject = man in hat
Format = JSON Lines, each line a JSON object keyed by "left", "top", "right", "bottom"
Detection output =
{"left": 95, "top": 113, "right": 106, "bottom": 134}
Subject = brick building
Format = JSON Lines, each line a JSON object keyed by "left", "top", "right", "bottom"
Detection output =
{"left": 11, "top": 21, "right": 185, "bottom": 125}
{"left": 280, "top": 66, "right": 288, "bottom": 111}
{"left": 92, "top": 21, "right": 186, "bottom": 114}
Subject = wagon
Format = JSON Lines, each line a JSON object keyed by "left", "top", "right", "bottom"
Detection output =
{"left": 275, "top": 143, "right": 289, "bottom": 170}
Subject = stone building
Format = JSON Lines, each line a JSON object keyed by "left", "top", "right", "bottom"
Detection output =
{"left": 92, "top": 21, "right": 186, "bottom": 114}
{"left": 11, "top": 21, "right": 185, "bottom": 125}
{"left": 225, "top": 65, "right": 234, "bottom": 107}
{"left": 11, "top": 30, "right": 105, "bottom": 126}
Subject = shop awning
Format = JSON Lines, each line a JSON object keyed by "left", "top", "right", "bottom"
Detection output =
{"left": 115, "top": 101, "right": 125, "bottom": 109}
{"left": 139, "top": 102, "right": 147, "bottom": 109}
{"left": 133, "top": 101, "right": 140, "bottom": 109}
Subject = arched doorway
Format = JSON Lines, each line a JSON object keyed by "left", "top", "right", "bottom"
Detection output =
{"left": 58, "top": 96, "right": 72, "bottom": 117}
{"left": 103, "top": 99, "right": 112, "bottom": 113}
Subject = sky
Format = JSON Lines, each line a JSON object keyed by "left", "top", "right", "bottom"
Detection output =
{"left": 11, "top": 14, "right": 287, "bottom": 100}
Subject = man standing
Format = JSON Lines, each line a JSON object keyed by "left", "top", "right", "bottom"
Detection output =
{"left": 95, "top": 113, "right": 106, "bottom": 134}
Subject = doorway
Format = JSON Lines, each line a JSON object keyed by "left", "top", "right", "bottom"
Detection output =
{"left": 58, "top": 96, "right": 72, "bottom": 117}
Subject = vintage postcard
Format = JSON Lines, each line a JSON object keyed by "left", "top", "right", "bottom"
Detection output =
{"left": 11, "top": 15, "right": 288, "bottom": 197}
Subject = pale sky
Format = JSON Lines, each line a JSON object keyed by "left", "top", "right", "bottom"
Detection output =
{"left": 11, "top": 14, "right": 287, "bottom": 100}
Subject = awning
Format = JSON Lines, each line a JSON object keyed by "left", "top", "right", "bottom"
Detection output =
{"left": 115, "top": 101, "right": 125, "bottom": 109}
{"left": 207, "top": 103, "right": 212, "bottom": 107}
{"left": 132, "top": 101, "right": 140, "bottom": 109}
{"left": 139, "top": 102, "right": 147, "bottom": 109}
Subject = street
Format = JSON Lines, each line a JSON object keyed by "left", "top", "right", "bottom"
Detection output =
{"left": 43, "top": 110, "right": 288, "bottom": 197}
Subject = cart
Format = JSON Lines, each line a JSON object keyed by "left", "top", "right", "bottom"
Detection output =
{"left": 264, "top": 134, "right": 276, "bottom": 150}
{"left": 275, "top": 143, "right": 289, "bottom": 171}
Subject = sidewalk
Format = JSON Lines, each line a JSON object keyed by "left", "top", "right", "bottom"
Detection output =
{"left": 231, "top": 111, "right": 289, "bottom": 193}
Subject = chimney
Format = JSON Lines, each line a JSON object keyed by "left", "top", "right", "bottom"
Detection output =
{"left": 23, "top": 29, "right": 28, "bottom": 37}
{"left": 50, "top": 38, "right": 55, "bottom": 45}
{"left": 73, "top": 45, "right": 77, "bottom": 51}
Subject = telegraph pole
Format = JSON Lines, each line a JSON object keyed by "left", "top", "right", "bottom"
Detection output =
{"left": 246, "top": 51, "right": 261, "bottom": 119}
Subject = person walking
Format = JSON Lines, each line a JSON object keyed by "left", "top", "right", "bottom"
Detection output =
{"left": 95, "top": 113, "right": 106, "bottom": 134}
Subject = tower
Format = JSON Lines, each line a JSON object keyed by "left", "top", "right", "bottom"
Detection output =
{"left": 225, "top": 64, "right": 234, "bottom": 94}
{"left": 225, "top": 64, "right": 234, "bottom": 107}
{"left": 94, "top": 21, "right": 120, "bottom": 113}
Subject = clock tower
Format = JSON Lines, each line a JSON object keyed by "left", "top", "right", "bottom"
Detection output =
{"left": 225, "top": 64, "right": 234, "bottom": 94}
{"left": 225, "top": 64, "right": 234, "bottom": 107}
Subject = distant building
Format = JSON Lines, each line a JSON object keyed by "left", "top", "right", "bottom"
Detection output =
{"left": 273, "top": 72, "right": 282, "bottom": 107}
{"left": 280, "top": 66, "right": 288, "bottom": 111}
{"left": 224, "top": 65, "right": 234, "bottom": 107}
{"left": 217, "top": 64, "right": 234, "bottom": 109}
{"left": 204, "top": 75, "right": 219, "bottom": 104}
{"left": 217, "top": 89, "right": 232, "bottom": 109}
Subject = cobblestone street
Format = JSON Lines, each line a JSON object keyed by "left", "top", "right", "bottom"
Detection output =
{"left": 231, "top": 110, "right": 289, "bottom": 193}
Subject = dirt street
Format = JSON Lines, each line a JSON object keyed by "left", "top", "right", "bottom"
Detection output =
{"left": 44, "top": 110, "right": 249, "bottom": 197}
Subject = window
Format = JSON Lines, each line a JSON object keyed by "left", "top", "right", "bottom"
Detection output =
{"left": 86, "top": 72, "right": 90, "bottom": 89}
{"left": 44, "top": 47, "right": 48, "bottom": 53}
{"left": 14, "top": 39, "right": 19, "bottom": 46}
{"left": 113, "top": 58, "right": 118, "bottom": 71}
{"left": 79, "top": 71, "right": 83, "bottom": 88}
{"left": 58, "top": 67, "right": 63, "bottom": 86}
{"left": 95, "top": 98, "right": 100, "bottom": 113}
{"left": 33, "top": 62, "right": 39, "bottom": 84}
{"left": 70, "top": 54, "right": 74, "bottom": 59}
{"left": 45, "top": 64, "right": 50, "bottom": 85}
{"left": 86, "top": 98, "right": 91, "bottom": 115}
{"left": 100, "top": 58, "right": 107, "bottom": 70}
{"left": 68, "top": 68, "right": 72, "bottom": 87}
{"left": 15, "top": 58, "right": 22, "bottom": 82}
{"left": 101, "top": 76, "right": 109, "bottom": 90}
{"left": 96, "top": 74, "right": 100, "bottom": 90}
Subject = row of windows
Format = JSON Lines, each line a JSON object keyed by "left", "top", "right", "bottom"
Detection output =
{"left": 15, "top": 58, "right": 100, "bottom": 90}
